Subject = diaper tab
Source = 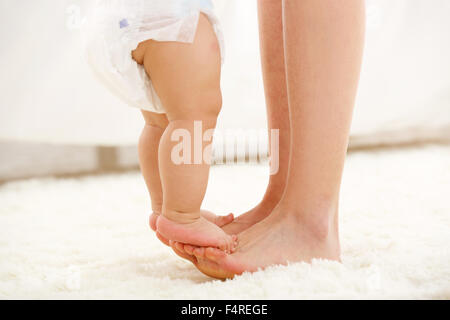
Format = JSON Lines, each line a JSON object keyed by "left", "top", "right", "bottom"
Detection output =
{"left": 119, "top": 18, "right": 129, "bottom": 29}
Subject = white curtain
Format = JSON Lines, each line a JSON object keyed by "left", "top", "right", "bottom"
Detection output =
{"left": 0, "top": 0, "right": 449, "bottom": 146}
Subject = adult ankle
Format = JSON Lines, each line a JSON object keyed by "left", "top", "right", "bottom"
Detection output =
{"left": 259, "top": 187, "right": 284, "bottom": 211}
{"left": 280, "top": 201, "right": 339, "bottom": 242}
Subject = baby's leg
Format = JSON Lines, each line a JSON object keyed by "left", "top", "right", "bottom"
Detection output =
{"left": 141, "top": 15, "right": 236, "bottom": 252}
{"left": 139, "top": 111, "right": 168, "bottom": 231}
{"left": 139, "top": 111, "right": 233, "bottom": 234}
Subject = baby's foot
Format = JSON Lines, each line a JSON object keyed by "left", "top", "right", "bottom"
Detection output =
{"left": 149, "top": 210, "right": 234, "bottom": 232}
{"left": 201, "top": 210, "right": 235, "bottom": 228}
{"left": 157, "top": 215, "right": 238, "bottom": 253}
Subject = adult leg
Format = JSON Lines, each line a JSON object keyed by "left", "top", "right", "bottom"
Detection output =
{"left": 223, "top": 0, "right": 290, "bottom": 235}
{"left": 191, "top": 0, "right": 366, "bottom": 279}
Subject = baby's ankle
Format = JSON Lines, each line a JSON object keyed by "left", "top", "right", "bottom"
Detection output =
{"left": 163, "top": 209, "right": 201, "bottom": 225}
{"left": 152, "top": 203, "right": 163, "bottom": 215}
{"left": 152, "top": 208, "right": 162, "bottom": 216}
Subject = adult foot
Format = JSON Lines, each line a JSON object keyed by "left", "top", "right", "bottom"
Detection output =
{"left": 169, "top": 241, "right": 232, "bottom": 278}
{"left": 184, "top": 206, "right": 341, "bottom": 279}
{"left": 221, "top": 201, "right": 276, "bottom": 235}
{"left": 170, "top": 201, "right": 277, "bottom": 258}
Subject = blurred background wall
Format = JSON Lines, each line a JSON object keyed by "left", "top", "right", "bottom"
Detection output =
{"left": 1, "top": 0, "right": 449, "bottom": 181}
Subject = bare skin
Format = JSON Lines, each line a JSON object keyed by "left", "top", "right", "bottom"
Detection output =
{"left": 139, "top": 110, "right": 234, "bottom": 239}
{"left": 175, "top": 0, "right": 366, "bottom": 279}
{"left": 144, "top": 3, "right": 291, "bottom": 239}
{"left": 181, "top": 204, "right": 341, "bottom": 279}
{"left": 221, "top": 0, "right": 291, "bottom": 235}
{"left": 133, "top": 14, "right": 237, "bottom": 252}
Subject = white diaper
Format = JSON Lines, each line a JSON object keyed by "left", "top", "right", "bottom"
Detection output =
{"left": 84, "top": 0, "right": 225, "bottom": 114}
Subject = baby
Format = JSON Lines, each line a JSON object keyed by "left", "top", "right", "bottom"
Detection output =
{"left": 85, "top": 0, "right": 237, "bottom": 252}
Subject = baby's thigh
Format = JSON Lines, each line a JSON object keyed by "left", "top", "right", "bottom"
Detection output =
{"left": 143, "top": 14, "right": 222, "bottom": 121}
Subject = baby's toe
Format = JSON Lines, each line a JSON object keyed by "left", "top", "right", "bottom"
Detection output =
{"left": 215, "top": 214, "right": 234, "bottom": 227}
{"left": 149, "top": 213, "right": 159, "bottom": 231}
{"left": 231, "top": 235, "right": 239, "bottom": 253}
{"left": 219, "top": 235, "right": 235, "bottom": 253}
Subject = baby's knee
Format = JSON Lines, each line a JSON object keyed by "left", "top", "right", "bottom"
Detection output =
{"left": 165, "top": 88, "right": 222, "bottom": 127}
{"left": 199, "top": 89, "right": 223, "bottom": 121}
{"left": 184, "top": 89, "right": 223, "bottom": 126}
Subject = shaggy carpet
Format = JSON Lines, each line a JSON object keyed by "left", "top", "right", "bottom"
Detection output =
{"left": 0, "top": 145, "right": 449, "bottom": 299}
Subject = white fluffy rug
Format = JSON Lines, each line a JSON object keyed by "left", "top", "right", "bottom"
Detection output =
{"left": 1, "top": 145, "right": 449, "bottom": 299}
